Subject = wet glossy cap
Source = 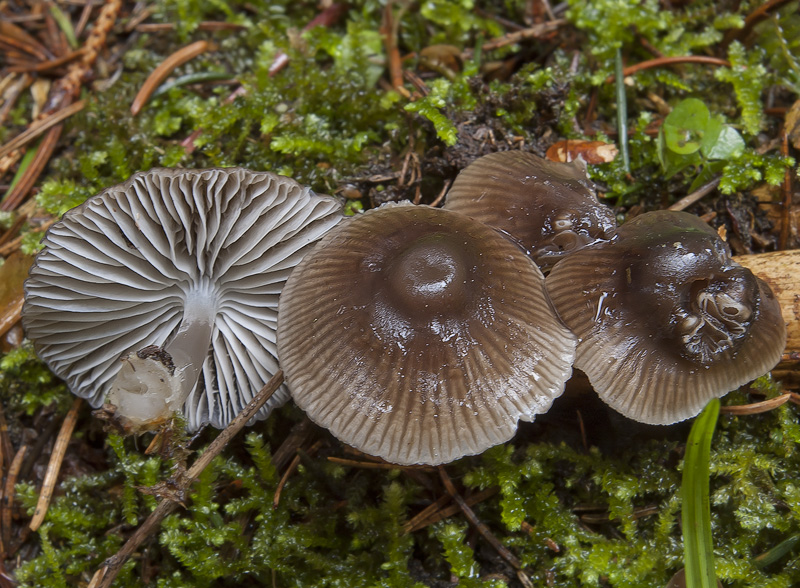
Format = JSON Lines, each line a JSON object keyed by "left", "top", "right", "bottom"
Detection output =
{"left": 277, "top": 203, "right": 576, "bottom": 465}
{"left": 444, "top": 150, "right": 617, "bottom": 271}
{"left": 23, "top": 167, "right": 342, "bottom": 430}
{"left": 546, "top": 210, "right": 786, "bottom": 424}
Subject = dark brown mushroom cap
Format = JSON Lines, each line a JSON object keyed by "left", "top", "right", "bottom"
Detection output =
{"left": 546, "top": 210, "right": 786, "bottom": 424}
{"left": 444, "top": 151, "right": 617, "bottom": 271}
{"left": 277, "top": 203, "right": 576, "bottom": 465}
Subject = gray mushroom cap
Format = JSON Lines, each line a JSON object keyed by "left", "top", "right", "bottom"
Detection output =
{"left": 444, "top": 151, "right": 617, "bottom": 271}
{"left": 546, "top": 210, "right": 786, "bottom": 425}
{"left": 277, "top": 203, "right": 576, "bottom": 465}
{"left": 23, "top": 167, "right": 342, "bottom": 431}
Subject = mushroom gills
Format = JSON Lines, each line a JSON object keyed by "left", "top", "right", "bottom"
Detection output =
{"left": 106, "top": 282, "right": 217, "bottom": 429}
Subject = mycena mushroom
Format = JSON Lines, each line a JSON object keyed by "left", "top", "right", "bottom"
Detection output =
{"left": 546, "top": 210, "right": 786, "bottom": 425}
{"left": 444, "top": 150, "right": 617, "bottom": 272}
{"left": 277, "top": 203, "right": 576, "bottom": 465}
{"left": 23, "top": 167, "right": 342, "bottom": 432}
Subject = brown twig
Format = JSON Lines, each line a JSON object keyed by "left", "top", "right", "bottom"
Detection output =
{"left": 429, "top": 178, "right": 451, "bottom": 208}
{"left": 0, "top": 404, "right": 13, "bottom": 475}
{"left": 267, "top": 3, "right": 348, "bottom": 77}
{"left": 779, "top": 130, "right": 792, "bottom": 250}
{"left": 0, "top": 124, "right": 62, "bottom": 211}
{"left": 403, "top": 486, "right": 499, "bottom": 534}
{"left": 327, "top": 456, "right": 435, "bottom": 471}
{"left": 0, "top": 99, "right": 85, "bottom": 159}
{"left": 667, "top": 177, "right": 722, "bottom": 212}
{"left": 438, "top": 467, "right": 524, "bottom": 572}
{"left": 130, "top": 40, "right": 212, "bottom": 116}
{"left": 720, "top": 394, "right": 792, "bottom": 415}
{"left": 273, "top": 440, "right": 322, "bottom": 508}
{"left": 135, "top": 21, "right": 247, "bottom": 33}
{"left": 606, "top": 56, "right": 730, "bottom": 83}
{"left": 475, "top": 20, "right": 564, "bottom": 52}
{"left": 30, "top": 398, "right": 82, "bottom": 531}
{"left": 381, "top": 3, "right": 404, "bottom": 91}
{"left": 273, "top": 453, "right": 302, "bottom": 509}
{"left": 1, "top": 445, "right": 27, "bottom": 553}
{"left": 13, "top": 48, "right": 87, "bottom": 73}
{"left": 722, "top": 0, "right": 795, "bottom": 46}
{"left": 91, "top": 370, "right": 284, "bottom": 588}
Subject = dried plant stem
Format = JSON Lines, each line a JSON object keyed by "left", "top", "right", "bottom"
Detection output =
{"left": 91, "top": 370, "right": 283, "bottom": 588}
{"left": 403, "top": 486, "right": 498, "bottom": 534}
{"left": 0, "top": 99, "right": 85, "bottom": 159}
{"left": 668, "top": 177, "right": 722, "bottom": 212}
{"left": 130, "top": 40, "right": 212, "bottom": 116}
{"left": 1, "top": 445, "right": 27, "bottom": 554}
{"left": 720, "top": 394, "right": 792, "bottom": 415}
{"left": 438, "top": 467, "right": 527, "bottom": 581}
{"left": 30, "top": 398, "right": 82, "bottom": 531}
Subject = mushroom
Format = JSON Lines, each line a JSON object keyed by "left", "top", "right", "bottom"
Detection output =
{"left": 546, "top": 210, "right": 786, "bottom": 424}
{"left": 277, "top": 202, "right": 576, "bottom": 465}
{"left": 444, "top": 150, "right": 617, "bottom": 271}
{"left": 23, "top": 167, "right": 342, "bottom": 431}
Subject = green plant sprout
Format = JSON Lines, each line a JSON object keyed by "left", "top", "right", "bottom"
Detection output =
{"left": 682, "top": 399, "right": 720, "bottom": 588}
{"left": 657, "top": 98, "right": 745, "bottom": 192}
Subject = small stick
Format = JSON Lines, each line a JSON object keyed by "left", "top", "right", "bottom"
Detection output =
{"left": 1, "top": 445, "right": 27, "bottom": 553}
{"left": 130, "top": 40, "right": 212, "bottom": 116}
{"left": 92, "top": 371, "right": 283, "bottom": 588}
{"left": 274, "top": 440, "right": 323, "bottom": 508}
{"left": 30, "top": 398, "right": 82, "bottom": 531}
{"left": 429, "top": 179, "right": 451, "bottom": 208}
{"left": 606, "top": 56, "right": 730, "bottom": 83}
{"left": 0, "top": 405, "right": 13, "bottom": 474}
{"left": 403, "top": 487, "right": 499, "bottom": 534}
{"left": 8, "top": 48, "right": 87, "bottom": 74}
{"left": 779, "top": 130, "right": 791, "bottom": 250}
{"left": 477, "top": 20, "right": 564, "bottom": 52}
{"left": 381, "top": 3, "right": 404, "bottom": 91}
{"left": 722, "top": 0, "right": 794, "bottom": 46}
{"left": 1, "top": 124, "right": 62, "bottom": 211}
{"left": 0, "top": 99, "right": 85, "bottom": 159}
{"left": 668, "top": 177, "right": 722, "bottom": 212}
{"left": 273, "top": 453, "right": 301, "bottom": 509}
{"left": 327, "top": 456, "right": 434, "bottom": 471}
{"left": 438, "top": 467, "right": 522, "bottom": 570}
{"left": 720, "top": 394, "right": 792, "bottom": 415}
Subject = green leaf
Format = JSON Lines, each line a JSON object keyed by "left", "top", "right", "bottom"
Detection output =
{"left": 701, "top": 119, "right": 745, "bottom": 160}
{"left": 682, "top": 398, "right": 720, "bottom": 588}
{"left": 662, "top": 98, "right": 710, "bottom": 155}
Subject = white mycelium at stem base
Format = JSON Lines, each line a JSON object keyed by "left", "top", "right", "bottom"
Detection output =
{"left": 22, "top": 168, "right": 343, "bottom": 431}
{"left": 106, "top": 282, "right": 217, "bottom": 428}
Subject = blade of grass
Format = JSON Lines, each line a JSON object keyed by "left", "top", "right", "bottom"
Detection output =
{"left": 682, "top": 398, "right": 720, "bottom": 588}
{"left": 615, "top": 48, "right": 630, "bottom": 173}
{"left": 49, "top": 4, "right": 79, "bottom": 50}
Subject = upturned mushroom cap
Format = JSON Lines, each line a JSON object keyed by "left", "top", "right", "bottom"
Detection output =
{"left": 444, "top": 150, "right": 617, "bottom": 271}
{"left": 546, "top": 210, "right": 786, "bottom": 425}
{"left": 23, "top": 167, "right": 342, "bottom": 431}
{"left": 277, "top": 203, "right": 576, "bottom": 465}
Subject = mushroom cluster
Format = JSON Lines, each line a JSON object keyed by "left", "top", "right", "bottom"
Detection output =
{"left": 22, "top": 154, "right": 787, "bottom": 467}
{"left": 23, "top": 167, "right": 342, "bottom": 432}
{"left": 439, "top": 150, "right": 786, "bottom": 425}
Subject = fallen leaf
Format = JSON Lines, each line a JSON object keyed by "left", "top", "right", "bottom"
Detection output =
{"left": 546, "top": 140, "right": 619, "bottom": 164}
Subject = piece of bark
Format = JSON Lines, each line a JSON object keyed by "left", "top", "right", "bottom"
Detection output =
{"left": 734, "top": 250, "right": 800, "bottom": 361}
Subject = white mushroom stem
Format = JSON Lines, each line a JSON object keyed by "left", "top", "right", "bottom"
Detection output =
{"left": 106, "top": 286, "right": 217, "bottom": 429}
